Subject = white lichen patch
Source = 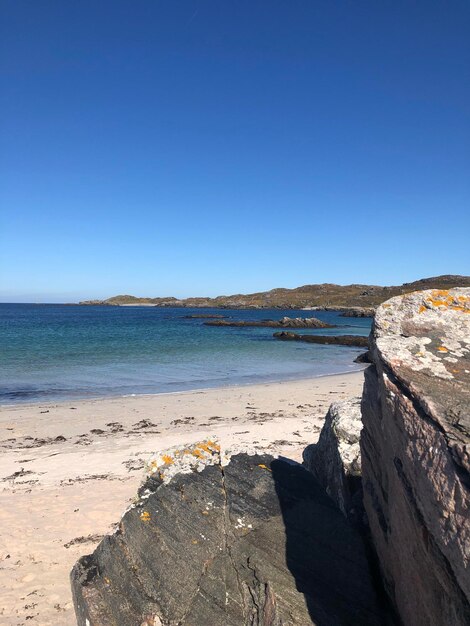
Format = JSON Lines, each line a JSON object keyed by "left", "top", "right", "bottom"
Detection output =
{"left": 374, "top": 288, "right": 470, "bottom": 381}
{"left": 140, "top": 439, "right": 272, "bottom": 488}
{"left": 221, "top": 441, "right": 272, "bottom": 466}
{"left": 144, "top": 438, "right": 222, "bottom": 483}
{"left": 234, "top": 516, "right": 253, "bottom": 530}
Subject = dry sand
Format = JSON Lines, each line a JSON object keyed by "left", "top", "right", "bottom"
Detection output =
{"left": 0, "top": 371, "right": 365, "bottom": 626}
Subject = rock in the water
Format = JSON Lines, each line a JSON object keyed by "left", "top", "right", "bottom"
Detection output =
{"left": 71, "top": 443, "right": 384, "bottom": 625}
{"left": 204, "top": 316, "right": 335, "bottom": 328}
{"left": 273, "top": 332, "right": 369, "bottom": 347}
{"left": 354, "top": 351, "right": 372, "bottom": 364}
{"left": 361, "top": 288, "right": 470, "bottom": 626}
{"left": 340, "top": 308, "right": 375, "bottom": 318}
{"left": 303, "top": 398, "right": 363, "bottom": 525}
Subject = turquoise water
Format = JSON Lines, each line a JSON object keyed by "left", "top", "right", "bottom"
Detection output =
{"left": 0, "top": 304, "right": 371, "bottom": 404}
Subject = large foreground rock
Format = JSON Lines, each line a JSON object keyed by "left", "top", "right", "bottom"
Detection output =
{"left": 361, "top": 288, "right": 470, "bottom": 625}
{"left": 303, "top": 397, "right": 363, "bottom": 525}
{"left": 71, "top": 443, "right": 384, "bottom": 625}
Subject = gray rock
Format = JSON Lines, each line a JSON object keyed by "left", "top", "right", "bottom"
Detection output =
{"left": 71, "top": 446, "right": 385, "bottom": 625}
{"left": 361, "top": 288, "right": 470, "bottom": 625}
{"left": 303, "top": 398, "right": 363, "bottom": 524}
{"left": 204, "top": 317, "right": 335, "bottom": 328}
{"left": 354, "top": 351, "right": 372, "bottom": 364}
{"left": 273, "top": 332, "right": 369, "bottom": 347}
{"left": 340, "top": 308, "right": 375, "bottom": 318}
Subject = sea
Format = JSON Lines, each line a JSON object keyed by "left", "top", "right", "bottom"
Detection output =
{"left": 0, "top": 304, "right": 372, "bottom": 405}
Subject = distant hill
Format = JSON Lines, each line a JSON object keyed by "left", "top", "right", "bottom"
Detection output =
{"left": 79, "top": 275, "right": 470, "bottom": 309}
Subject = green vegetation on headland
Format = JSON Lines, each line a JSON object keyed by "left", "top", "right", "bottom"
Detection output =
{"left": 79, "top": 275, "right": 470, "bottom": 310}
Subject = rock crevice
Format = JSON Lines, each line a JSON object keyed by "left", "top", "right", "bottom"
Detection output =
{"left": 71, "top": 445, "right": 384, "bottom": 625}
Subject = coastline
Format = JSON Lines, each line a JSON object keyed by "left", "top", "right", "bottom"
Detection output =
{"left": 0, "top": 371, "right": 365, "bottom": 625}
{"left": 0, "top": 365, "right": 366, "bottom": 409}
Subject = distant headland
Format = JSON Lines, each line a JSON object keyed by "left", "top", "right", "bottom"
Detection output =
{"left": 79, "top": 274, "right": 470, "bottom": 309}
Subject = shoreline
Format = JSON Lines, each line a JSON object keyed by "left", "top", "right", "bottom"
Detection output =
{"left": 0, "top": 366, "right": 366, "bottom": 409}
{"left": 0, "top": 371, "right": 365, "bottom": 625}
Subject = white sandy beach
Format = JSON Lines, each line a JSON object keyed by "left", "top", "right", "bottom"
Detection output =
{"left": 0, "top": 371, "right": 365, "bottom": 626}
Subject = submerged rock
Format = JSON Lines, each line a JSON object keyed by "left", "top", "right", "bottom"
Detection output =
{"left": 361, "top": 288, "right": 470, "bottom": 625}
{"left": 71, "top": 442, "right": 384, "bottom": 625}
{"left": 273, "top": 332, "right": 369, "bottom": 347}
{"left": 303, "top": 397, "right": 363, "bottom": 525}
{"left": 204, "top": 316, "right": 334, "bottom": 328}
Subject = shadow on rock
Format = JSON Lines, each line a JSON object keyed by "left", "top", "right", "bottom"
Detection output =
{"left": 270, "top": 458, "right": 384, "bottom": 625}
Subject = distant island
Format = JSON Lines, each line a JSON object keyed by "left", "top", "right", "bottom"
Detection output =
{"left": 79, "top": 275, "right": 470, "bottom": 309}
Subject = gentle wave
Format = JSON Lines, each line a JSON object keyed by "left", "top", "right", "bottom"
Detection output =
{"left": 0, "top": 304, "right": 371, "bottom": 404}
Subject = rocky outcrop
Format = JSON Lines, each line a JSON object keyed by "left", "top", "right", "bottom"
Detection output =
{"left": 303, "top": 397, "right": 363, "bottom": 526}
{"left": 361, "top": 288, "right": 470, "bottom": 625}
{"left": 205, "top": 316, "right": 334, "bottom": 328}
{"left": 71, "top": 441, "right": 384, "bottom": 625}
{"left": 273, "top": 332, "right": 368, "bottom": 347}
{"left": 340, "top": 308, "right": 375, "bottom": 318}
{"left": 354, "top": 351, "right": 372, "bottom": 364}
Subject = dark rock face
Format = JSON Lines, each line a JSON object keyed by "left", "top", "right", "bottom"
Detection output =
{"left": 354, "top": 351, "right": 372, "bottom": 364}
{"left": 339, "top": 308, "right": 375, "bottom": 318}
{"left": 205, "top": 316, "right": 334, "bottom": 329}
{"left": 303, "top": 398, "right": 363, "bottom": 527}
{"left": 361, "top": 288, "right": 470, "bottom": 625}
{"left": 273, "top": 332, "right": 369, "bottom": 347}
{"left": 71, "top": 452, "right": 384, "bottom": 625}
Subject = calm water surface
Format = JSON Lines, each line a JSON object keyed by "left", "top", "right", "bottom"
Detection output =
{"left": 0, "top": 304, "right": 371, "bottom": 404}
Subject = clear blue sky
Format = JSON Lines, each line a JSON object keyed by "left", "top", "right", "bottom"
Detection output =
{"left": 1, "top": 1, "right": 469, "bottom": 302}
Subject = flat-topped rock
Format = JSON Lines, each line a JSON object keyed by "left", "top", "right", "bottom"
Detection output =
{"left": 274, "top": 332, "right": 368, "bottom": 347}
{"left": 205, "top": 316, "right": 335, "bottom": 328}
{"left": 71, "top": 442, "right": 384, "bottom": 625}
{"left": 361, "top": 288, "right": 470, "bottom": 625}
{"left": 340, "top": 308, "right": 375, "bottom": 318}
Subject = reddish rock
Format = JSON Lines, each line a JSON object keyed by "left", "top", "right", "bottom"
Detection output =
{"left": 361, "top": 288, "right": 470, "bottom": 625}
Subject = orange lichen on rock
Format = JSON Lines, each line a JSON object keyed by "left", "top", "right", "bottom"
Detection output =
{"left": 140, "top": 511, "right": 151, "bottom": 522}
{"left": 198, "top": 440, "right": 220, "bottom": 453}
{"left": 186, "top": 440, "right": 221, "bottom": 460}
{"left": 437, "top": 347, "right": 448, "bottom": 353}
{"left": 161, "top": 454, "right": 174, "bottom": 465}
{"left": 258, "top": 464, "right": 272, "bottom": 472}
{"left": 425, "top": 290, "right": 470, "bottom": 310}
